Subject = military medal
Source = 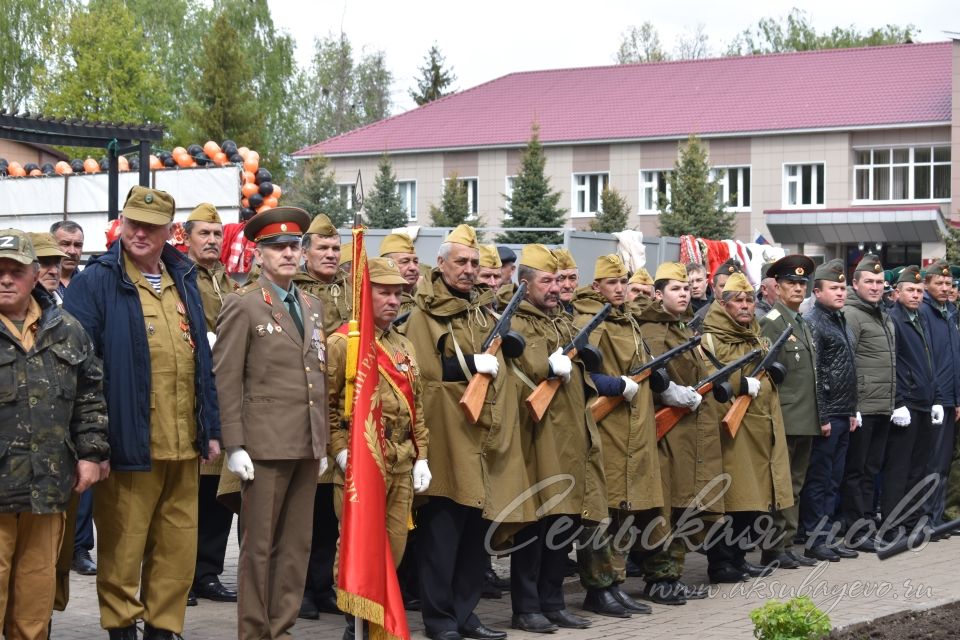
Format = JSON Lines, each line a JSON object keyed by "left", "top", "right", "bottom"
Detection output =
{"left": 176, "top": 302, "right": 194, "bottom": 350}
{"left": 267, "top": 323, "right": 274, "bottom": 334}
{"left": 795, "top": 352, "right": 800, "bottom": 362}
{"left": 262, "top": 289, "right": 273, "bottom": 306}
{"left": 256, "top": 324, "right": 266, "bottom": 337}
{"left": 274, "top": 312, "right": 283, "bottom": 324}
{"left": 275, "top": 325, "right": 282, "bottom": 333}
{"left": 147, "top": 323, "right": 155, "bottom": 335}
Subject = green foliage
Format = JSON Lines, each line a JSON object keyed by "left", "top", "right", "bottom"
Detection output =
{"left": 429, "top": 173, "right": 482, "bottom": 228}
{"left": 410, "top": 43, "right": 457, "bottom": 106}
{"left": 616, "top": 22, "right": 668, "bottom": 63}
{"left": 497, "top": 125, "right": 567, "bottom": 245}
{"left": 750, "top": 596, "right": 831, "bottom": 640}
{"left": 658, "top": 135, "right": 736, "bottom": 240}
{"left": 727, "top": 8, "right": 915, "bottom": 55}
{"left": 944, "top": 227, "right": 960, "bottom": 265}
{"left": 0, "top": 0, "right": 76, "bottom": 111}
{"left": 284, "top": 156, "right": 349, "bottom": 228}
{"left": 590, "top": 186, "right": 631, "bottom": 233}
{"left": 364, "top": 154, "right": 407, "bottom": 229}
{"left": 184, "top": 13, "right": 264, "bottom": 151}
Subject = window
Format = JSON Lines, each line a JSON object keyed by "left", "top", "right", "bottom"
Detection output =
{"left": 783, "top": 163, "right": 825, "bottom": 207}
{"left": 640, "top": 170, "right": 670, "bottom": 213}
{"left": 457, "top": 177, "right": 478, "bottom": 214}
{"left": 503, "top": 176, "right": 517, "bottom": 219}
{"left": 572, "top": 173, "right": 609, "bottom": 216}
{"left": 710, "top": 167, "right": 751, "bottom": 211}
{"left": 338, "top": 183, "right": 355, "bottom": 210}
{"left": 397, "top": 180, "right": 417, "bottom": 221}
{"left": 854, "top": 146, "right": 951, "bottom": 202}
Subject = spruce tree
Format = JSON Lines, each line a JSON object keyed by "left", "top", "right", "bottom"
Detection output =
{"left": 657, "top": 135, "right": 736, "bottom": 239}
{"left": 497, "top": 125, "right": 567, "bottom": 245}
{"left": 590, "top": 186, "right": 631, "bottom": 233}
{"left": 285, "top": 156, "right": 349, "bottom": 227}
{"left": 363, "top": 154, "right": 407, "bottom": 229}
{"left": 429, "top": 172, "right": 482, "bottom": 228}
{"left": 410, "top": 43, "right": 456, "bottom": 106}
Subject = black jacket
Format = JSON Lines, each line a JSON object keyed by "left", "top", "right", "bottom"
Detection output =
{"left": 887, "top": 303, "right": 935, "bottom": 412}
{"left": 804, "top": 302, "right": 857, "bottom": 418}
{"left": 919, "top": 293, "right": 960, "bottom": 407}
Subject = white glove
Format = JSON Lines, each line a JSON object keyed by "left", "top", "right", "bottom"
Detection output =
{"left": 226, "top": 447, "right": 254, "bottom": 481}
{"left": 473, "top": 353, "right": 499, "bottom": 378}
{"left": 931, "top": 405, "right": 944, "bottom": 425}
{"left": 744, "top": 377, "right": 761, "bottom": 398}
{"left": 318, "top": 456, "right": 329, "bottom": 478}
{"left": 336, "top": 449, "right": 349, "bottom": 472}
{"left": 660, "top": 382, "right": 687, "bottom": 408}
{"left": 207, "top": 331, "right": 217, "bottom": 349}
{"left": 683, "top": 386, "right": 703, "bottom": 411}
{"left": 548, "top": 348, "right": 572, "bottom": 383}
{"left": 620, "top": 376, "right": 639, "bottom": 402}
{"left": 891, "top": 406, "right": 912, "bottom": 427}
{"left": 413, "top": 459, "right": 432, "bottom": 494}
{"left": 855, "top": 411, "right": 863, "bottom": 428}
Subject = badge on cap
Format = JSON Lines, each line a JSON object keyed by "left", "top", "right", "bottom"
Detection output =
{"left": 873, "top": 264, "right": 882, "bottom": 273}
{"left": 915, "top": 272, "right": 921, "bottom": 282}
{"left": 280, "top": 224, "right": 288, "bottom": 232}
{"left": 727, "top": 265, "right": 736, "bottom": 274}
{"left": 144, "top": 194, "right": 154, "bottom": 204}
{"left": 795, "top": 267, "right": 805, "bottom": 276}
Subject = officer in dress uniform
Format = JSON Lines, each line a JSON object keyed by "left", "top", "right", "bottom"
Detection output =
{"left": 213, "top": 207, "right": 330, "bottom": 640}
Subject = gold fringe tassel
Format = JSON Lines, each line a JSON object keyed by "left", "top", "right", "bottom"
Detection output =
{"left": 337, "top": 589, "right": 407, "bottom": 640}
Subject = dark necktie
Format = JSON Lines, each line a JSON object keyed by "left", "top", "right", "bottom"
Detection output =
{"left": 285, "top": 291, "right": 304, "bottom": 337}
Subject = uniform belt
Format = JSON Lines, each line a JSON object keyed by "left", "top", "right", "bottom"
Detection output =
{"left": 384, "top": 424, "right": 411, "bottom": 442}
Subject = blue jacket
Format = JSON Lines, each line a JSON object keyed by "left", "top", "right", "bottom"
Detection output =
{"left": 63, "top": 241, "right": 221, "bottom": 471}
{"left": 888, "top": 303, "right": 935, "bottom": 412}
{"left": 919, "top": 293, "right": 960, "bottom": 407}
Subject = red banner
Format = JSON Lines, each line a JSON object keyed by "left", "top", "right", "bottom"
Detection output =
{"left": 336, "top": 227, "right": 410, "bottom": 640}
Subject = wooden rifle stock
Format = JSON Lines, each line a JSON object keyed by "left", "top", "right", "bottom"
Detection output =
{"left": 458, "top": 335, "right": 501, "bottom": 424}
{"left": 526, "top": 348, "right": 578, "bottom": 423}
{"left": 589, "top": 369, "right": 653, "bottom": 423}
{"left": 721, "top": 371, "right": 767, "bottom": 437}
{"left": 654, "top": 382, "right": 713, "bottom": 440}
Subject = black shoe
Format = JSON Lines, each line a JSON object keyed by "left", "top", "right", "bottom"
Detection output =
{"left": 143, "top": 624, "right": 181, "bottom": 640}
{"left": 609, "top": 584, "right": 652, "bottom": 613}
{"left": 786, "top": 550, "right": 818, "bottom": 567}
{"left": 707, "top": 565, "right": 749, "bottom": 584}
{"left": 830, "top": 544, "right": 859, "bottom": 559}
{"left": 581, "top": 588, "right": 631, "bottom": 618}
{"left": 403, "top": 596, "right": 422, "bottom": 610}
{"left": 804, "top": 544, "right": 840, "bottom": 562}
{"left": 107, "top": 625, "right": 139, "bottom": 640}
{"left": 193, "top": 577, "right": 237, "bottom": 602}
{"left": 850, "top": 536, "right": 878, "bottom": 553}
{"left": 316, "top": 593, "right": 341, "bottom": 614}
{"left": 760, "top": 551, "right": 799, "bottom": 570}
{"left": 460, "top": 622, "right": 506, "bottom": 640}
{"left": 679, "top": 581, "right": 709, "bottom": 600}
{"left": 186, "top": 590, "right": 197, "bottom": 607}
{"left": 73, "top": 549, "right": 97, "bottom": 575}
{"left": 736, "top": 560, "right": 771, "bottom": 577}
{"left": 511, "top": 613, "right": 557, "bottom": 633}
{"left": 642, "top": 580, "right": 686, "bottom": 605}
{"left": 484, "top": 568, "right": 510, "bottom": 590}
{"left": 298, "top": 595, "right": 320, "bottom": 620}
{"left": 543, "top": 608, "right": 591, "bottom": 629}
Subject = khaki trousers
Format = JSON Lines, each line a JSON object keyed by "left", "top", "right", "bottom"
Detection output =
{"left": 238, "top": 458, "right": 318, "bottom": 640}
{"left": 95, "top": 459, "right": 198, "bottom": 633}
{"left": 333, "top": 471, "right": 413, "bottom": 569}
{"left": 0, "top": 512, "right": 66, "bottom": 640}
{"left": 54, "top": 492, "right": 80, "bottom": 611}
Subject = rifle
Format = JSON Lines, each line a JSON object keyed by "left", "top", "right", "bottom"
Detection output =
{"left": 654, "top": 348, "right": 762, "bottom": 440}
{"left": 458, "top": 282, "right": 527, "bottom": 423}
{"left": 721, "top": 326, "right": 793, "bottom": 438}
{"left": 589, "top": 335, "right": 701, "bottom": 423}
{"left": 525, "top": 303, "right": 611, "bottom": 423}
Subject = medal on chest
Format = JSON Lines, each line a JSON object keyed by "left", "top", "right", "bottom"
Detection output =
{"left": 175, "top": 301, "right": 195, "bottom": 351}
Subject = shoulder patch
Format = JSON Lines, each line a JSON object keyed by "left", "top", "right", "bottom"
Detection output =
{"left": 765, "top": 309, "right": 781, "bottom": 321}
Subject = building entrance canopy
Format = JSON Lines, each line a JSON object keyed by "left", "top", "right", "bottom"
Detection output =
{"left": 764, "top": 206, "right": 947, "bottom": 244}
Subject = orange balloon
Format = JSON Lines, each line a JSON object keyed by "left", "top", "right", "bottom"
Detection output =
{"left": 172, "top": 146, "right": 187, "bottom": 157}
{"left": 83, "top": 158, "right": 100, "bottom": 173}
{"left": 149, "top": 155, "right": 162, "bottom": 170}
{"left": 243, "top": 158, "right": 259, "bottom": 174}
{"left": 241, "top": 182, "right": 259, "bottom": 198}
{"left": 203, "top": 141, "right": 221, "bottom": 159}
{"left": 271, "top": 184, "right": 282, "bottom": 199}
{"left": 118, "top": 156, "right": 130, "bottom": 172}
{"left": 257, "top": 204, "right": 272, "bottom": 213}
{"left": 55, "top": 161, "right": 72, "bottom": 175}
{"left": 8, "top": 162, "right": 25, "bottom": 177}
{"left": 175, "top": 152, "right": 193, "bottom": 168}
{"left": 237, "top": 146, "right": 250, "bottom": 159}
{"left": 29, "top": 168, "right": 42, "bottom": 177}
{"left": 213, "top": 151, "right": 228, "bottom": 166}
{"left": 247, "top": 150, "right": 260, "bottom": 164}
{"left": 263, "top": 196, "right": 279, "bottom": 209}
{"left": 242, "top": 170, "right": 256, "bottom": 184}
{"left": 241, "top": 197, "right": 250, "bottom": 208}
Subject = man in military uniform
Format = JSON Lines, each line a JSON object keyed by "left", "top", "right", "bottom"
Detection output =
{"left": 759, "top": 255, "right": 820, "bottom": 570}
{"left": 504, "top": 245, "right": 606, "bottom": 633}
{"left": 625, "top": 267, "right": 653, "bottom": 303}
{"left": 573, "top": 255, "right": 660, "bottom": 618}
{"left": 497, "top": 246, "right": 517, "bottom": 285}
{"left": 476, "top": 244, "right": 503, "bottom": 294}
{"left": 183, "top": 203, "right": 240, "bottom": 604}
{"left": 553, "top": 248, "right": 578, "bottom": 315}
{"left": 64, "top": 186, "right": 221, "bottom": 640}
{"left": 690, "top": 259, "right": 742, "bottom": 333}
{"left": 404, "top": 225, "right": 529, "bottom": 640}
{"left": 756, "top": 263, "right": 778, "bottom": 317}
{"left": 28, "top": 232, "right": 68, "bottom": 302}
{"left": 379, "top": 233, "right": 420, "bottom": 316}
{"left": 213, "top": 207, "right": 330, "bottom": 640}
{"left": 700, "top": 272, "right": 793, "bottom": 583}
{"left": 0, "top": 229, "right": 109, "bottom": 639}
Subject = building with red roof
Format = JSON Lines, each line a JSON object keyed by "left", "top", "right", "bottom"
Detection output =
{"left": 294, "top": 39, "right": 960, "bottom": 265}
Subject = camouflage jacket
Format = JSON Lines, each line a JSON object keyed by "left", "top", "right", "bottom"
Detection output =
{"left": 0, "top": 287, "right": 109, "bottom": 514}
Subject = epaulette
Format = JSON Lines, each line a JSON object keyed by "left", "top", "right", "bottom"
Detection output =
{"left": 765, "top": 309, "right": 781, "bottom": 321}
{"left": 237, "top": 282, "right": 261, "bottom": 295}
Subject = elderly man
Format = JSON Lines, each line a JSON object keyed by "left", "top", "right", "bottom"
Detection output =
{"left": 0, "top": 229, "right": 109, "bottom": 640}
{"left": 27, "top": 233, "right": 68, "bottom": 301}
{"left": 497, "top": 246, "right": 517, "bottom": 285}
{"left": 700, "top": 272, "right": 792, "bottom": 583}
{"left": 50, "top": 220, "right": 84, "bottom": 295}
{"left": 64, "top": 186, "right": 221, "bottom": 640}
{"left": 553, "top": 248, "right": 578, "bottom": 315}
{"left": 379, "top": 233, "right": 420, "bottom": 315}
{"left": 756, "top": 264, "right": 779, "bottom": 317}
{"left": 476, "top": 244, "right": 503, "bottom": 294}
{"left": 213, "top": 207, "right": 330, "bottom": 640}
{"left": 626, "top": 268, "right": 654, "bottom": 303}
{"left": 404, "top": 225, "right": 528, "bottom": 640}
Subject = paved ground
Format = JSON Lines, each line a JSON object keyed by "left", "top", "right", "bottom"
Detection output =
{"left": 51, "top": 519, "right": 960, "bottom": 639}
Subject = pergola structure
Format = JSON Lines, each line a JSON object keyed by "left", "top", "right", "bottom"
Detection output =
{"left": 0, "top": 110, "right": 164, "bottom": 219}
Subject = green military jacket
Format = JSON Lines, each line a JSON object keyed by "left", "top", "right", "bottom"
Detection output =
{"left": 760, "top": 301, "right": 821, "bottom": 436}
{"left": 195, "top": 261, "right": 237, "bottom": 333}
{"left": 844, "top": 289, "right": 897, "bottom": 416}
{"left": 294, "top": 268, "right": 353, "bottom": 335}
{"left": 0, "top": 289, "right": 109, "bottom": 514}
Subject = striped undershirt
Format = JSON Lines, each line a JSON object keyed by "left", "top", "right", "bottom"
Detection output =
{"left": 142, "top": 272, "right": 162, "bottom": 295}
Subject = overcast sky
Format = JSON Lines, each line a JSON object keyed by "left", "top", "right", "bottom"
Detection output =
{"left": 269, "top": 0, "right": 955, "bottom": 113}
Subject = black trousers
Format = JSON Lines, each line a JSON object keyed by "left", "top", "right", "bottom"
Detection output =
{"left": 881, "top": 409, "right": 936, "bottom": 530}
{"left": 195, "top": 474, "right": 235, "bottom": 583}
{"left": 417, "top": 497, "right": 486, "bottom": 635}
{"left": 303, "top": 483, "right": 340, "bottom": 602}
{"left": 839, "top": 413, "right": 890, "bottom": 529}
{"left": 924, "top": 409, "right": 958, "bottom": 526}
{"left": 706, "top": 511, "right": 761, "bottom": 570}
{"left": 510, "top": 515, "right": 577, "bottom": 615}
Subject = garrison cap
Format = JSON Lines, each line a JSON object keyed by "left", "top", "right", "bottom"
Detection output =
{"left": 855, "top": 253, "right": 884, "bottom": 274}
{"left": 497, "top": 245, "right": 517, "bottom": 265}
{"left": 552, "top": 248, "right": 577, "bottom": 270}
{"left": 713, "top": 258, "right": 742, "bottom": 278}
{"left": 814, "top": 258, "right": 847, "bottom": 283}
{"left": 519, "top": 244, "right": 558, "bottom": 273}
{"left": 896, "top": 265, "right": 922, "bottom": 284}
{"left": 444, "top": 224, "right": 478, "bottom": 249}
{"left": 629, "top": 267, "right": 654, "bottom": 285}
{"left": 0, "top": 228, "right": 37, "bottom": 265}
{"left": 951, "top": 265, "right": 960, "bottom": 282}
{"left": 186, "top": 203, "right": 222, "bottom": 224}
{"left": 306, "top": 213, "right": 337, "bottom": 237}
{"left": 478, "top": 244, "right": 502, "bottom": 268}
{"left": 27, "top": 232, "right": 67, "bottom": 259}
{"left": 767, "top": 254, "right": 815, "bottom": 282}
{"left": 122, "top": 186, "right": 175, "bottom": 225}
{"left": 340, "top": 241, "right": 353, "bottom": 265}
{"left": 927, "top": 259, "right": 951, "bottom": 279}
{"left": 654, "top": 262, "right": 687, "bottom": 283}
{"left": 379, "top": 233, "right": 416, "bottom": 256}
{"left": 722, "top": 272, "right": 753, "bottom": 294}
{"left": 368, "top": 257, "right": 408, "bottom": 286}
{"left": 243, "top": 207, "right": 310, "bottom": 244}
{"left": 594, "top": 254, "right": 628, "bottom": 280}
